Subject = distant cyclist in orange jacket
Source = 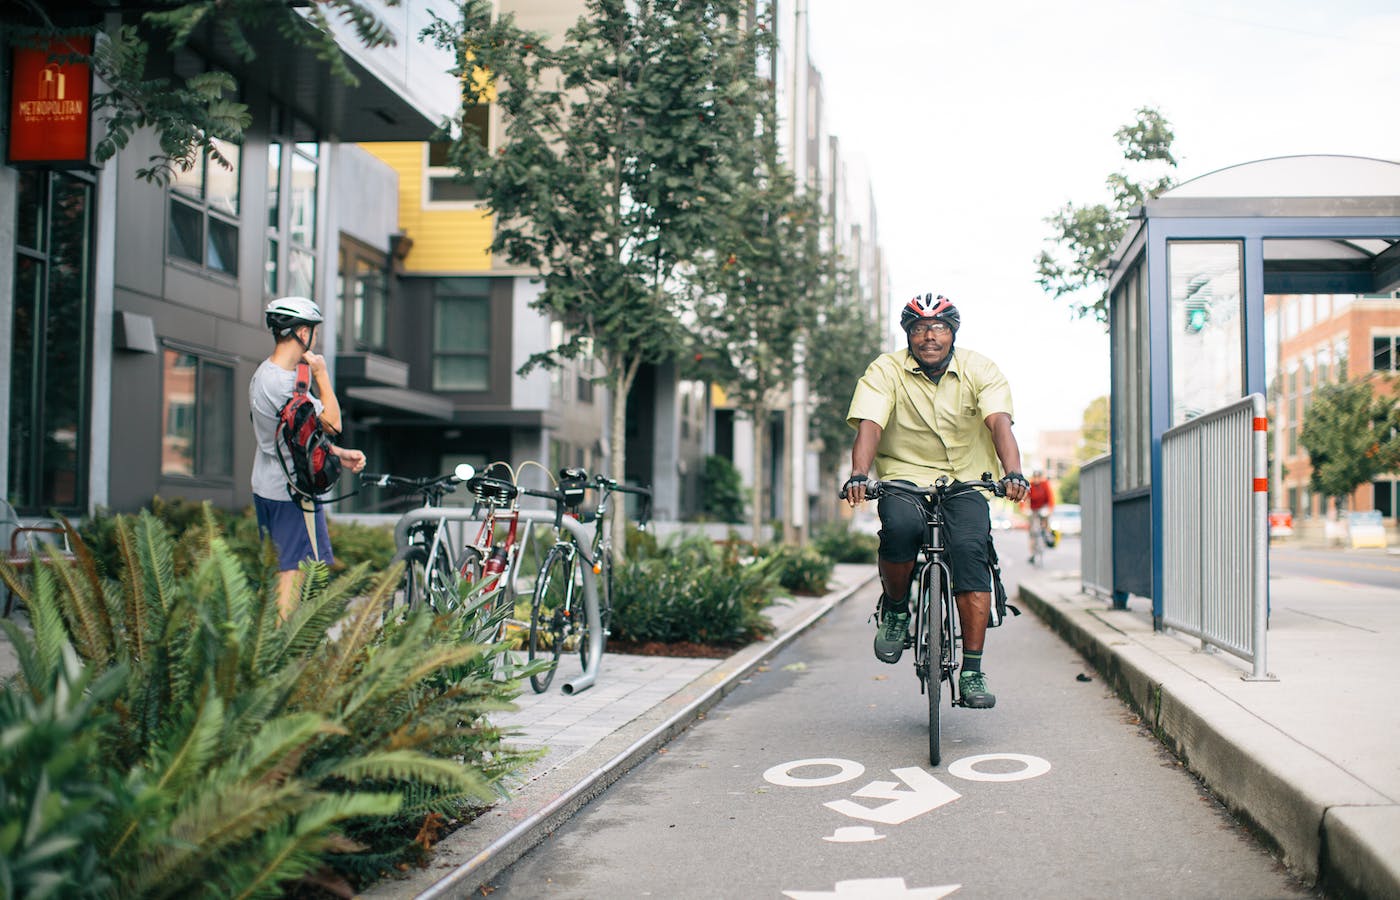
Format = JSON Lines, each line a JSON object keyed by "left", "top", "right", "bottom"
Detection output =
{"left": 1026, "top": 470, "right": 1054, "bottom": 561}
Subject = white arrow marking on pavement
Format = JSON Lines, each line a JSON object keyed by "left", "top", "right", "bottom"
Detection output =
{"left": 823, "top": 766, "right": 962, "bottom": 825}
{"left": 945, "top": 753, "right": 1051, "bottom": 783}
{"left": 783, "top": 877, "right": 961, "bottom": 899}
{"left": 763, "top": 758, "right": 865, "bottom": 788}
{"left": 822, "top": 826, "right": 885, "bottom": 843}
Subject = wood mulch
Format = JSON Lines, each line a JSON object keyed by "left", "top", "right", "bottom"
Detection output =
{"left": 604, "top": 639, "right": 740, "bottom": 659}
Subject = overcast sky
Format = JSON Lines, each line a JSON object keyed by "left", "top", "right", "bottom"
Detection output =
{"left": 806, "top": 0, "right": 1400, "bottom": 458}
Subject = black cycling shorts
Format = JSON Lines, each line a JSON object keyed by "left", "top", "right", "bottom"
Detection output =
{"left": 876, "top": 481, "right": 993, "bottom": 594}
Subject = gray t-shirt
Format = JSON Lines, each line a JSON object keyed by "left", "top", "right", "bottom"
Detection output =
{"left": 250, "top": 359, "right": 323, "bottom": 501}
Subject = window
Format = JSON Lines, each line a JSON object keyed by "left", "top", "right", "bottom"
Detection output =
{"left": 1373, "top": 334, "right": 1400, "bottom": 373}
{"left": 9, "top": 170, "right": 93, "bottom": 514}
{"left": 1376, "top": 480, "right": 1397, "bottom": 520}
{"left": 426, "top": 104, "right": 489, "bottom": 205}
{"left": 160, "top": 348, "right": 233, "bottom": 478}
{"left": 337, "top": 240, "right": 389, "bottom": 352}
{"left": 265, "top": 106, "right": 319, "bottom": 298}
{"left": 169, "top": 137, "right": 241, "bottom": 275}
{"left": 1168, "top": 241, "right": 1243, "bottom": 425}
{"left": 1334, "top": 337, "right": 1348, "bottom": 380}
{"left": 433, "top": 279, "right": 491, "bottom": 390}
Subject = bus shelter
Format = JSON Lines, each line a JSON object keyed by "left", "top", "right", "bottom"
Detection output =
{"left": 1104, "top": 155, "right": 1400, "bottom": 618}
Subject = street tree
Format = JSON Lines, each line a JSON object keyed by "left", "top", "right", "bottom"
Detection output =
{"left": 431, "top": 0, "right": 766, "bottom": 553}
{"left": 7, "top": 0, "right": 397, "bottom": 182}
{"left": 1299, "top": 377, "right": 1400, "bottom": 511}
{"left": 1035, "top": 107, "right": 1177, "bottom": 324}
{"left": 807, "top": 275, "right": 882, "bottom": 517}
{"left": 1056, "top": 394, "right": 1110, "bottom": 505}
{"left": 690, "top": 104, "right": 834, "bottom": 541}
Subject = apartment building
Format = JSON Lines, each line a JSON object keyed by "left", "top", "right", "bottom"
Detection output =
{"left": 1268, "top": 292, "right": 1400, "bottom": 526}
{"left": 1, "top": 4, "right": 465, "bottom": 517}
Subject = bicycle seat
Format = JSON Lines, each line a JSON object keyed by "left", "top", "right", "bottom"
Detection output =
{"left": 467, "top": 475, "right": 519, "bottom": 503}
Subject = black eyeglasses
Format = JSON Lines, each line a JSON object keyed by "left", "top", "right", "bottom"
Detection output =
{"left": 908, "top": 322, "right": 951, "bottom": 337}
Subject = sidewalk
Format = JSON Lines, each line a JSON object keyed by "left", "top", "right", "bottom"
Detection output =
{"left": 365, "top": 562, "right": 877, "bottom": 899}
{"left": 1018, "top": 568, "right": 1400, "bottom": 900}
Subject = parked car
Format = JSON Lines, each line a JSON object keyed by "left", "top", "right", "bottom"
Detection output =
{"left": 1268, "top": 508, "right": 1294, "bottom": 538}
{"left": 990, "top": 510, "right": 1015, "bottom": 531}
{"left": 1050, "top": 504, "right": 1082, "bottom": 536}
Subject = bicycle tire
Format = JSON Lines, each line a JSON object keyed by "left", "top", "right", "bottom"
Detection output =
{"left": 529, "top": 546, "right": 570, "bottom": 693}
{"left": 389, "top": 544, "right": 430, "bottom": 615}
{"left": 926, "top": 563, "right": 945, "bottom": 767}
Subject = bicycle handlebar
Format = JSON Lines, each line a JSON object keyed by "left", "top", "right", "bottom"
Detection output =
{"left": 360, "top": 471, "right": 462, "bottom": 495}
{"left": 839, "top": 473, "right": 1007, "bottom": 502}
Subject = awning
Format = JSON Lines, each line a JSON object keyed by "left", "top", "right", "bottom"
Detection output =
{"left": 344, "top": 386, "right": 455, "bottom": 420}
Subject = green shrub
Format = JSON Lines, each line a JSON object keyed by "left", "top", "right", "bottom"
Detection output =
{"left": 700, "top": 455, "right": 746, "bottom": 523}
{"left": 811, "top": 521, "right": 879, "bottom": 564}
{"left": 1, "top": 505, "right": 539, "bottom": 897}
{"left": 610, "top": 535, "right": 777, "bottom": 646}
{"left": 0, "top": 642, "right": 122, "bottom": 900}
{"left": 764, "top": 543, "right": 835, "bottom": 595}
{"left": 77, "top": 498, "right": 395, "bottom": 585}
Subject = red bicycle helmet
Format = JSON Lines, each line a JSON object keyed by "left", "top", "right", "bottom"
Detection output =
{"left": 901, "top": 293, "right": 960, "bottom": 333}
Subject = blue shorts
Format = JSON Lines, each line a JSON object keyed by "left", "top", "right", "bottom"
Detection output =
{"left": 254, "top": 495, "right": 334, "bottom": 571}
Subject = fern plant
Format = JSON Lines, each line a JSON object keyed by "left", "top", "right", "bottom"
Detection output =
{"left": 0, "top": 505, "right": 540, "bottom": 897}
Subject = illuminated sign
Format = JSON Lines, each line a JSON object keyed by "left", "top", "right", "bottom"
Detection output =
{"left": 8, "top": 35, "right": 94, "bottom": 166}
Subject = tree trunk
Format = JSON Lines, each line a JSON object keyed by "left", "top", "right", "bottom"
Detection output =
{"left": 609, "top": 356, "right": 640, "bottom": 561}
{"left": 749, "top": 406, "right": 766, "bottom": 547}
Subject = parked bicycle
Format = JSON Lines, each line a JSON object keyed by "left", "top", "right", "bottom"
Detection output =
{"left": 528, "top": 470, "right": 652, "bottom": 694}
{"left": 366, "top": 465, "right": 475, "bottom": 614}
{"left": 840, "top": 473, "right": 1009, "bottom": 766}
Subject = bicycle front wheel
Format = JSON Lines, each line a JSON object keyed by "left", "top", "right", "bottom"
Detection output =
{"left": 529, "top": 546, "right": 572, "bottom": 693}
{"left": 389, "top": 544, "right": 430, "bottom": 615}
{"left": 925, "top": 565, "right": 946, "bottom": 767}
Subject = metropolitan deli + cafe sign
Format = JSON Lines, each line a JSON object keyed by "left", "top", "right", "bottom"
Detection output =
{"left": 8, "top": 35, "right": 94, "bottom": 166}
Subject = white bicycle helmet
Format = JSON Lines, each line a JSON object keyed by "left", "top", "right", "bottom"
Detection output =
{"left": 265, "top": 296, "right": 324, "bottom": 339}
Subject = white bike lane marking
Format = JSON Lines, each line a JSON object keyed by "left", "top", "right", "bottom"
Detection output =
{"left": 765, "top": 754, "right": 1052, "bottom": 897}
{"left": 782, "top": 877, "right": 961, "bottom": 899}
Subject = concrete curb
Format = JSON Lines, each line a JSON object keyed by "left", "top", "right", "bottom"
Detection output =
{"left": 369, "top": 570, "right": 878, "bottom": 899}
{"left": 1019, "top": 583, "right": 1400, "bottom": 900}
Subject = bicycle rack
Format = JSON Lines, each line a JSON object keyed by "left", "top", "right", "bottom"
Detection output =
{"left": 393, "top": 506, "right": 603, "bottom": 695}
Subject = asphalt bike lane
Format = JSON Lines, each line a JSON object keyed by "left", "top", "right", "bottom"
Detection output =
{"left": 486, "top": 534, "right": 1315, "bottom": 899}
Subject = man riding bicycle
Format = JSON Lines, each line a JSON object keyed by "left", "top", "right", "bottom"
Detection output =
{"left": 843, "top": 293, "right": 1028, "bottom": 708}
{"left": 1027, "top": 470, "right": 1055, "bottom": 560}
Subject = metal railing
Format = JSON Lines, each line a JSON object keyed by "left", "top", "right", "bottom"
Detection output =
{"left": 393, "top": 507, "right": 605, "bottom": 695}
{"left": 1080, "top": 454, "right": 1113, "bottom": 598}
{"left": 1161, "top": 393, "right": 1273, "bottom": 680}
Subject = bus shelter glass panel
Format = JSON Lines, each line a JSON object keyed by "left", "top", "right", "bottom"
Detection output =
{"left": 1111, "top": 260, "right": 1150, "bottom": 492}
{"left": 1168, "top": 241, "right": 1244, "bottom": 425}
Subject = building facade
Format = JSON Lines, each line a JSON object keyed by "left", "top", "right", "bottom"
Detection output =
{"left": 1269, "top": 292, "right": 1400, "bottom": 528}
{"left": 2, "top": 4, "right": 460, "bottom": 517}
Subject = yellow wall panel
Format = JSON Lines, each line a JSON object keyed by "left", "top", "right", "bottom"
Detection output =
{"left": 357, "top": 142, "right": 494, "bottom": 273}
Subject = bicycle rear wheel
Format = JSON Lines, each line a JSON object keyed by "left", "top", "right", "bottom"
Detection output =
{"left": 529, "top": 546, "right": 571, "bottom": 693}
{"left": 925, "top": 565, "right": 946, "bottom": 767}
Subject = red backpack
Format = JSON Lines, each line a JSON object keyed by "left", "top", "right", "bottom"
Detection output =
{"left": 275, "top": 363, "right": 343, "bottom": 503}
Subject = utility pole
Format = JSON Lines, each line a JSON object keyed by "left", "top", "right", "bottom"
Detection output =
{"left": 784, "top": 0, "right": 809, "bottom": 546}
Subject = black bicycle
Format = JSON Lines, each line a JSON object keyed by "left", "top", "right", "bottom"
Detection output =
{"left": 528, "top": 471, "right": 652, "bottom": 693}
{"left": 841, "top": 473, "right": 1008, "bottom": 766}
{"left": 364, "top": 467, "right": 474, "bottom": 614}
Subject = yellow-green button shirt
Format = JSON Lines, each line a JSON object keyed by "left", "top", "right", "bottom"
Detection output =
{"left": 846, "top": 347, "right": 1014, "bottom": 485}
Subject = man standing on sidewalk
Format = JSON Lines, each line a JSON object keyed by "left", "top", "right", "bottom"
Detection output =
{"left": 250, "top": 296, "right": 367, "bottom": 620}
